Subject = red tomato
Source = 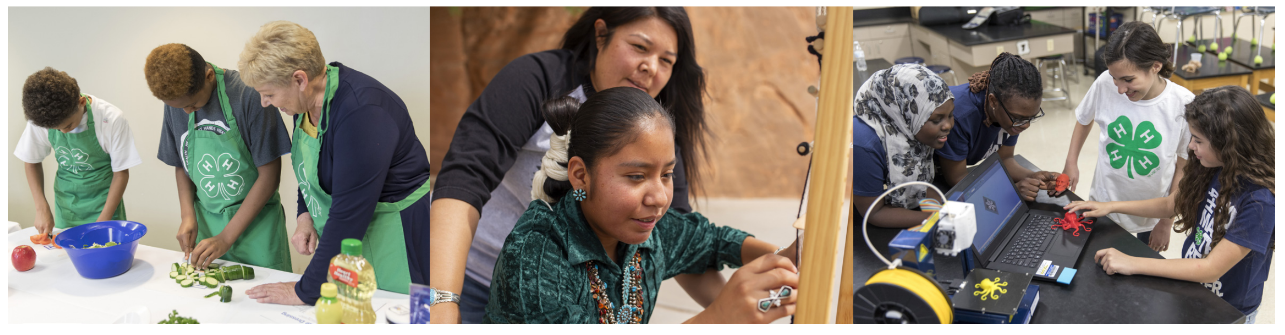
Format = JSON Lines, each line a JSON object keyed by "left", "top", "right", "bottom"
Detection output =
{"left": 12, "top": 245, "right": 36, "bottom": 272}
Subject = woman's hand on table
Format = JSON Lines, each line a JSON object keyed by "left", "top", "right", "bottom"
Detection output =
{"left": 247, "top": 281, "right": 305, "bottom": 305}
{"left": 1094, "top": 248, "right": 1140, "bottom": 276}
{"left": 191, "top": 235, "right": 232, "bottom": 269}
{"left": 686, "top": 254, "right": 798, "bottom": 324}
{"left": 292, "top": 213, "right": 319, "bottom": 255}
{"left": 176, "top": 219, "right": 198, "bottom": 261}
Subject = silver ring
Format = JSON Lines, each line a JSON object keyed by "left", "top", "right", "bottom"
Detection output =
{"left": 757, "top": 297, "right": 775, "bottom": 312}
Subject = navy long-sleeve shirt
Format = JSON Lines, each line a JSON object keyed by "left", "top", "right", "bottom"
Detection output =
{"left": 293, "top": 62, "right": 431, "bottom": 304}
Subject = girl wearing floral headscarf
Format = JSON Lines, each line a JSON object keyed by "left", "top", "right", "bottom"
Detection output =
{"left": 853, "top": 64, "right": 955, "bottom": 228}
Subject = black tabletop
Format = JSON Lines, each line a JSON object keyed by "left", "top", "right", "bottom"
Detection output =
{"left": 922, "top": 21, "right": 1076, "bottom": 47}
{"left": 1173, "top": 44, "right": 1254, "bottom": 80}
{"left": 1257, "top": 93, "right": 1275, "bottom": 110}
{"left": 852, "top": 156, "right": 1245, "bottom": 323}
{"left": 854, "top": 7, "right": 914, "bottom": 28}
{"left": 854, "top": 58, "right": 894, "bottom": 94}
{"left": 1190, "top": 38, "right": 1275, "bottom": 69}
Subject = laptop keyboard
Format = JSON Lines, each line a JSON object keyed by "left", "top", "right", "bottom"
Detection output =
{"left": 998, "top": 214, "right": 1057, "bottom": 268}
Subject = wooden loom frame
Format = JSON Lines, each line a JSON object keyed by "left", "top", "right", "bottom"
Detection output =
{"left": 795, "top": 6, "right": 853, "bottom": 324}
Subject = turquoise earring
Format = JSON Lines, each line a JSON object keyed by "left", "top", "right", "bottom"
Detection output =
{"left": 571, "top": 188, "right": 587, "bottom": 202}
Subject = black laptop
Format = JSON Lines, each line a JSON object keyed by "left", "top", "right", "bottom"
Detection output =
{"left": 944, "top": 154, "right": 1090, "bottom": 282}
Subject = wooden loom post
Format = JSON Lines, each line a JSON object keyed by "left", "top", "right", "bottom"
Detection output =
{"left": 796, "top": 6, "right": 853, "bottom": 324}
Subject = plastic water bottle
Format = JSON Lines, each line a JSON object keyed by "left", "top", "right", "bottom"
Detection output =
{"left": 854, "top": 41, "right": 867, "bottom": 71}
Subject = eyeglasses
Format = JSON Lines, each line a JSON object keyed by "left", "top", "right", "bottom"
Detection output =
{"left": 995, "top": 96, "right": 1044, "bottom": 127}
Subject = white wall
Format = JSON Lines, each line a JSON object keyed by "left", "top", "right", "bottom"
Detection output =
{"left": 7, "top": 7, "right": 431, "bottom": 274}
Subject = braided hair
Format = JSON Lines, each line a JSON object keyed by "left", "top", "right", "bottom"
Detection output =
{"left": 966, "top": 52, "right": 1042, "bottom": 105}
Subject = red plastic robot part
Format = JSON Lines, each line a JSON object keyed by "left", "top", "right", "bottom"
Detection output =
{"left": 1050, "top": 212, "right": 1093, "bottom": 237}
{"left": 1054, "top": 174, "right": 1070, "bottom": 193}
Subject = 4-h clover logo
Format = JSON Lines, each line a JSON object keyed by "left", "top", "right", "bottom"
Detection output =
{"left": 296, "top": 164, "right": 320, "bottom": 214}
{"left": 54, "top": 146, "right": 93, "bottom": 174}
{"left": 1106, "top": 116, "right": 1163, "bottom": 179}
{"left": 197, "top": 153, "right": 245, "bottom": 200}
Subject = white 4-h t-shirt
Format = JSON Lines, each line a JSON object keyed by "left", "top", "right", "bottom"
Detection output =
{"left": 13, "top": 94, "right": 142, "bottom": 172}
{"left": 1075, "top": 72, "right": 1194, "bottom": 233}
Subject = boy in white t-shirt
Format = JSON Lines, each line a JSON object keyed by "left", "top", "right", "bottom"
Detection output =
{"left": 1062, "top": 22, "right": 1193, "bottom": 252}
{"left": 14, "top": 67, "right": 141, "bottom": 237}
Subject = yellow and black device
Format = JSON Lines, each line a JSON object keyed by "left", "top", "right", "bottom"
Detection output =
{"left": 853, "top": 266, "right": 953, "bottom": 324}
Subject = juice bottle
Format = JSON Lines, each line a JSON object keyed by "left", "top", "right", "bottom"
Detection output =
{"left": 329, "top": 238, "right": 377, "bottom": 324}
{"left": 315, "top": 283, "right": 342, "bottom": 324}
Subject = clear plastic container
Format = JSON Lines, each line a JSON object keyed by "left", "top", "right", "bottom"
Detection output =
{"left": 316, "top": 283, "right": 342, "bottom": 324}
{"left": 329, "top": 238, "right": 377, "bottom": 324}
{"left": 855, "top": 41, "right": 867, "bottom": 71}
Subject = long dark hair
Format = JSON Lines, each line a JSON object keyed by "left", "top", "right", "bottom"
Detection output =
{"left": 967, "top": 52, "right": 1041, "bottom": 105}
{"left": 1103, "top": 21, "right": 1175, "bottom": 78}
{"left": 1173, "top": 86, "right": 1275, "bottom": 250}
{"left": 541, "top": 87, "right": 676, "bottom": 200}
{"left": 560, "top": 7, "right": 708, "bottom": 197}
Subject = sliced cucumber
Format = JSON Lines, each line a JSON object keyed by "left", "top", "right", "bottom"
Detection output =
{"left": 171, "top": 263, "right": 180, "bottom": 272}
{"left": 204, "top": 278, "right": 218, "bottom": 287}
{"left": 202, "top": 280, "right": 218, "bottom": 289}
{"left": 243, "top": 267, "right": 255, "bottom": 280}
{"left": 180, "top": 279, "right": 194, "bottom": 288}
{"left": 169, "top": 271, "right": 179, "bottom": 279}
{"left": 208, "top": 263, "right": 221, "bottom": 270}
{"left": 175, "top": 275, "right": 188, "bottom": 283}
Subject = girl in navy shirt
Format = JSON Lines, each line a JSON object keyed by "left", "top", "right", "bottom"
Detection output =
{"left": 1067, "top": 86, "right": 1274, "bottom": 323}
{"left": 852, "top": 64, "right": 955, "bottom": 228}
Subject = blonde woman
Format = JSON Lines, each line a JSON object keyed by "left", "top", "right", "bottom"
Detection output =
{"left": 237, "top": 21, "right": 431, "bottom": 305}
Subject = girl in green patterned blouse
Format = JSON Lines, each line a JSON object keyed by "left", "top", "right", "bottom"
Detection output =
{"left": 484, "top": 87, "right": 800, "bottom": 324}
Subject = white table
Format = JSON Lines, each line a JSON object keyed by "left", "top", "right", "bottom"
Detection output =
{"left": 6, "top": 227, "right": 409, "bottom": 324}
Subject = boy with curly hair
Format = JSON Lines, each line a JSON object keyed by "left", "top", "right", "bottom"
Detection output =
{"left": 15, "top": 67, "right": 141, "bottom": 236}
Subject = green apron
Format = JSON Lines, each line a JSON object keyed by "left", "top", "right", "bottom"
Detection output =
{"left": 186, "top": 63, "right": 291, "bottom": 272}
{"left": 48, "top": 95, "right": 126, "bottom": 228}
{"left": 292, "top": 64, "right": 427, "bottom": 294}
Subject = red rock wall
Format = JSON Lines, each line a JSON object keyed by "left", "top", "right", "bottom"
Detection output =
{"left": 431, "top": 7, "right": 829, "bottom": 198}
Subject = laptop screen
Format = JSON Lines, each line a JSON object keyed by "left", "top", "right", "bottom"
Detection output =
{"left": 947, "top": 160, "right": 1022, "bottom": 252}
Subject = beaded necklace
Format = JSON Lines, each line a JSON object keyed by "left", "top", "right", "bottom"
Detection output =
{"left": 586, "top": 251, "right": 644, "bottom": 324}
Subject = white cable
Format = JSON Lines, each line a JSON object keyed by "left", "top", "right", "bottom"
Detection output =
{"left": 863, "top": 181, "right": 947, "bottom": 270}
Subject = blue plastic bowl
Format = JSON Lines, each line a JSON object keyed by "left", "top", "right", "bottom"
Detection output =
{"left": 54, "top": 221, "right": 147, "bottom": 279}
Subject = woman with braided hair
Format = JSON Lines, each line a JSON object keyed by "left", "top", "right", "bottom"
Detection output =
{"left": 936, "top": 52, "right": 1059, "bottom": 201}
{"left": 1063, "top": 21, "right": 1194, "bottom": 252}
{"left": 485, "top": 87, "right": 799, "bottom": 324}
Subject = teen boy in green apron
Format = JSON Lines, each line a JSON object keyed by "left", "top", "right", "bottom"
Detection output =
{"left": 16, "top": 67, "right": 137, "bottom": 237}
{"left": 145, "top": 44, "right": 292, "bottom": 272}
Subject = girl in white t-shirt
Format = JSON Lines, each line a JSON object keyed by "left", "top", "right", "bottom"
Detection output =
{"left": 1062, "top": 21, "right": 1194, "bottom": 252}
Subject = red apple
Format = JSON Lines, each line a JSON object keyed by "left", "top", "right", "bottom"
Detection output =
{"left": 12, "top": 245, "right": 35, "bottom": 272}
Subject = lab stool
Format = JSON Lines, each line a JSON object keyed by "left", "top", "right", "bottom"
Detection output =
{"left": 1155, "top": 7, "right": 1225, "bottom": 62}
{"left": 926, "top": 65, "right": 958, "bottom": 85}
{"left": 1036, "top": 55, "right": 1073, "bottom": 107}
{"left": 894, "top": 57, "right": 925, "bottom": 65}
{"left": 1232, "top": 7, "right": 1274, "bottom": 63}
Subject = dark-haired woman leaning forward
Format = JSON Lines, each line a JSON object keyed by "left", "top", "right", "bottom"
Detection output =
{"left": 430, "top": 7, "right": 727, "bottom": 324}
